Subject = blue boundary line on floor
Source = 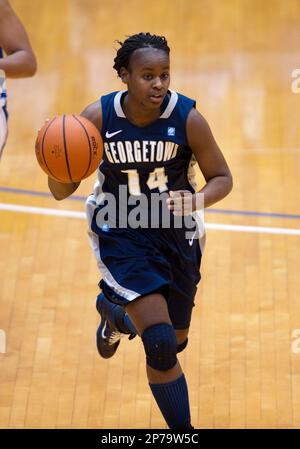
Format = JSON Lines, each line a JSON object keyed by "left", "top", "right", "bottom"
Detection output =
{"left": 1, "top": 185, "right": 300, "bottom": 220}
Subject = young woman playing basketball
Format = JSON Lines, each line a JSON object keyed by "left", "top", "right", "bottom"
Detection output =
{"left": 48, "top": 32, "right": 233, "bottom": 429}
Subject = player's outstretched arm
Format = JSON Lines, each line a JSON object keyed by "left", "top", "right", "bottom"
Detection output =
{"left": 0, "top": 0, "right": 37, "bottom": 78}
{"left": 48, "top": 177, "right": 80, "bottom": 201}
{"left": 186, "top": 108, "right": 233, "bottom": 209}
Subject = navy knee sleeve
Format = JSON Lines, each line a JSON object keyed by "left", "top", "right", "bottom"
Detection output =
{"left": 142, "top": 323, "right": 177, "bottom": 371}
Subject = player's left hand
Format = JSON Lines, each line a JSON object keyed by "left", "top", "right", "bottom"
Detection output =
{"left": 166, "top": 190, "right": 196, "bottom": 216}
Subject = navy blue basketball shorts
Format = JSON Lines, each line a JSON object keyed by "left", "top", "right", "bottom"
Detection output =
{"left": 89, "top": 224, "right": 202, "bottom": 330}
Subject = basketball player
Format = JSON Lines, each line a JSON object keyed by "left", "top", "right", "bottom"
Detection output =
{"left": 48, "top": 33, "right": 233, "bottom": 429}
{"left": 0, "top": 0, "right": 37, "bottom": 157}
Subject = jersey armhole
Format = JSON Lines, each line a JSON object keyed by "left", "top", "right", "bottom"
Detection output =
{"left": 184, "top": 101, "right": 197, "bottom": 146}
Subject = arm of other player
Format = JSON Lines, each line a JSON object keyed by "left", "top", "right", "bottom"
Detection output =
{"left": 167, "top": 108, "right": 233, "bottom": 214}
{"left": 0, "top": 0, "right": 37, "bottom": 78}
{"left": 48, "top": 101, "right": 102, "bottom": 201}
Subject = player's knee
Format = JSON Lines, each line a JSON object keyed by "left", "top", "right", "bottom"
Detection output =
{"left": 175, "top": 329, "right": 189, "bottom": 353}
{"left": 141, "top": 323, "right": 177, "bottom": 371}
{"left": 177, "top": 338, "right": 188, "bottom": 353}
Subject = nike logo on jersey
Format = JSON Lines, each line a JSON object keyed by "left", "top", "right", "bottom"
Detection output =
{"left": 105, "top": 130, "right": 123, "bottom": 138}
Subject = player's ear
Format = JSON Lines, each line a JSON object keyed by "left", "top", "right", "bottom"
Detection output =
{"left": 119, "top": 67, "right": 129, "bottom": 84}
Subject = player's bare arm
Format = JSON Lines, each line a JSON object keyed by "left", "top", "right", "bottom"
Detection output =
{"left": 187, "top": 108, "right": 233, "bottom": 208}
{"left": 0, "top": 0, "right": 37, "bottom": 77}
{"left": 80, "top": 100, "right": 102, "bottom": 130}
{"left": 47, "top": 177, "right": 80, "bottom": 201}
{"left": 167, "top": 108, "right": 233, "bottom": 214}
{"left": 48, "top": 101, "right": 102, "bottom": 201}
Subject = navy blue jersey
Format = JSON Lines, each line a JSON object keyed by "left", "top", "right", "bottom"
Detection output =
{"left": 101, "top": 90, "right": 197, "bottom": 193}
{"left": 87, "top": 90, "right": 199, "bottom": 230}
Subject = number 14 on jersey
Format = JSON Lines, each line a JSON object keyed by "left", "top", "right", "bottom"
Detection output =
{"left": 122, "top": 167, "right": 168, "bottom": 195}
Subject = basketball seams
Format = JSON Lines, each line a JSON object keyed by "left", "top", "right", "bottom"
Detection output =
{"left": 41, "top": 117, "right": 61, "bottom": 181}
{"left": 62, "top": 115, "right": 73, "bottom": 183}
{"left": 72, "top": 115, "right": 92, "bottom": 179}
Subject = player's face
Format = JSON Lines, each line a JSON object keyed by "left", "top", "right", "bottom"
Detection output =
{"left": 122, "top": 48, "right": 170, "bottom": 109}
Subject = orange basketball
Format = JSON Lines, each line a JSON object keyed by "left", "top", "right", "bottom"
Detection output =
{"left": 35, "top": 115, "right": 103, "bottom": 183}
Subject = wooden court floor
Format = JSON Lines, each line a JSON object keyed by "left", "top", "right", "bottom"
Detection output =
{"left": 0, "top": 0, "right": 300, "bottom": 428}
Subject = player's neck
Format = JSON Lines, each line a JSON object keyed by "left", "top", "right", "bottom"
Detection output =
{"left": 122, "top": 95, "right": 160, "bottom": 127}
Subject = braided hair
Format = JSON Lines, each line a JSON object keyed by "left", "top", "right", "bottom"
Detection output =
{"left": 113, "top": 32, "right": 170, "bottom": 76}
